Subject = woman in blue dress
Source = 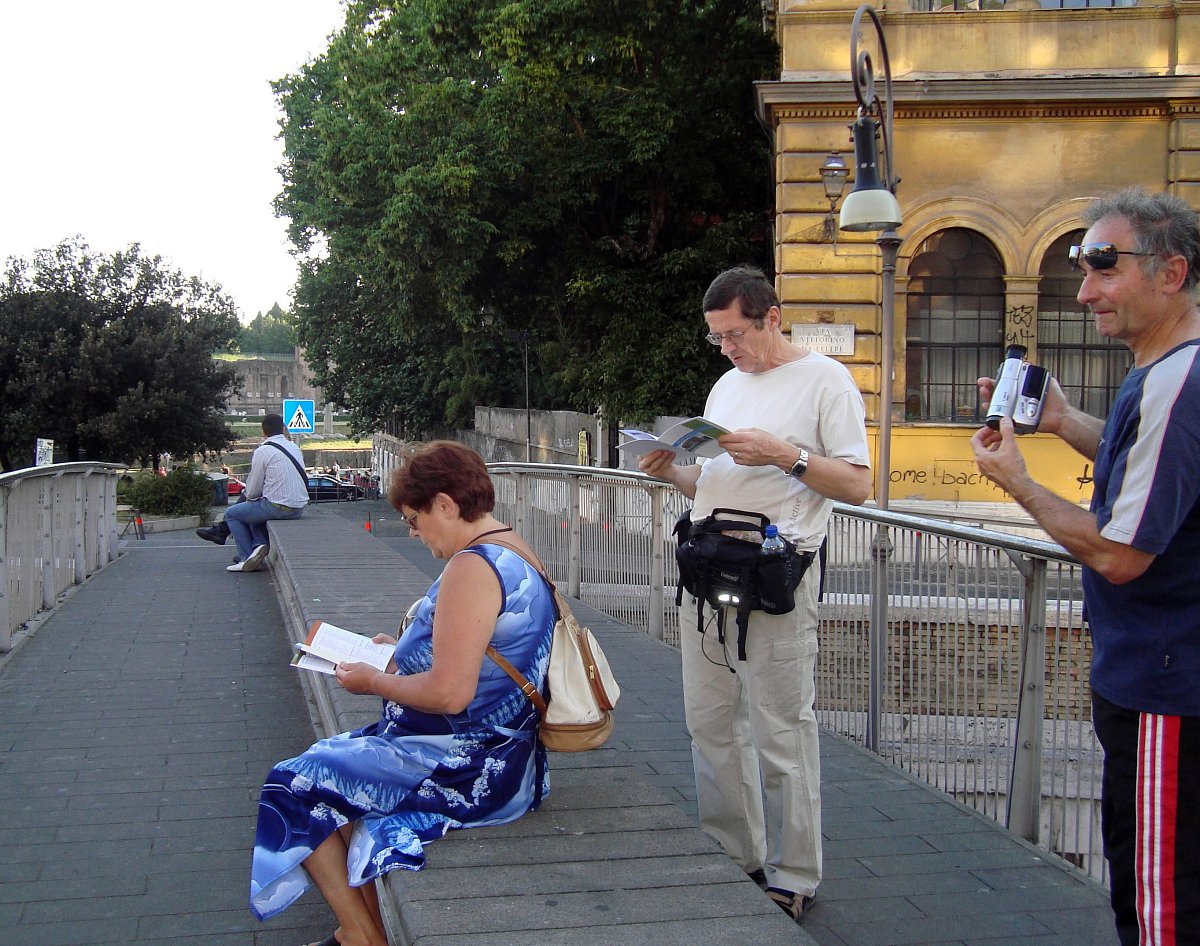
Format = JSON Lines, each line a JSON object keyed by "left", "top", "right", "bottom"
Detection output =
{"left": 251, "top": 441, "right": 555, "bottom": 946}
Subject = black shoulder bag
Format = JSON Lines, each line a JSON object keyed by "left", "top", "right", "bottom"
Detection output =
{"left": 674, "top": 507, "right": 814, "bottom": 661}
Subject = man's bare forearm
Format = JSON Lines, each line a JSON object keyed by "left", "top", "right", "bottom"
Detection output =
{"left": 1052, "top": 406, "right": 1105, "bottom": 461}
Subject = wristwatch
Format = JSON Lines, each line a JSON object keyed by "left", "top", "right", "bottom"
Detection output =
{"left": 788, "top": 448, "right": 810, "bottom": 480}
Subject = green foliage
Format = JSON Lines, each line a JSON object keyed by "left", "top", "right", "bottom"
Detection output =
{"left": 235, "top": 304, "right": 297, "bottom": 353}
{"left": 123, "top": 467, "right": 216, "bottom": 519}
{"left": 0, "top": 238, "right": 241, "bottom": 471}
{"left": 273, "top": 0, "right": 777, "bottom": 434}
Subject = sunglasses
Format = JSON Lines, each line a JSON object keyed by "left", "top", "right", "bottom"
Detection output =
{"left": 1068, "top": 242, "right": 1155, "bottom": 272}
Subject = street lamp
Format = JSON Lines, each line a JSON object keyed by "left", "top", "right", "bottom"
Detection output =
{"left": 819, "top": 152, "right": 849, "bottom": 241}
{"left": 839, "top": 3, "right": 902, "bottom": 511}
{"left": 517, "top": 329, "right": 531, "bottom": 462}
{"left": 838, "top": 4, "right": 902, "bottom": 756}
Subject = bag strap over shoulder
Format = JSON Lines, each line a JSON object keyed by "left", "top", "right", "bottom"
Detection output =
{"left": 476, "top": 535, "right": 558, "bottom": 719}
{"left": 485, "top": 643, "right": 548, "bottom": 718}
{"left": 264, "top": 440, "right": 308, "bottom": 490}
{"left": 479, "top": 536, "right": 561, "bottom": 611}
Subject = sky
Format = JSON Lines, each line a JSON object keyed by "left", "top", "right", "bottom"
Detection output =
{"left": 0, "top": 1, "right": 347, "bottom": 321}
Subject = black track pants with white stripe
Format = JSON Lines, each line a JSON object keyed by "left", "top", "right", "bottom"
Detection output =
{"left": 1094, "top": 693, "right": 1200, "bottom": 946}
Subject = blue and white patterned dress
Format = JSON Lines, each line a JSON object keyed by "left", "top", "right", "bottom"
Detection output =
{"left": 250, "top": 544, "right": 555, "bottom": 921}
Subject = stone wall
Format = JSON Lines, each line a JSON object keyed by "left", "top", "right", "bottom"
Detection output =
{"left": 817, "top": 611, "right": 1093, "bottom": 724}
{"left": 468, "top": 407, "right": 605, "bottom": 465}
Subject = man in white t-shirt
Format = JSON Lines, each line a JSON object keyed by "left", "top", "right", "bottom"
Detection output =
{"left": 640, "top": 266, "right": 871, "bottom": 924}
{"left": 221, "top": 413, "right": 309, "bottom": 573}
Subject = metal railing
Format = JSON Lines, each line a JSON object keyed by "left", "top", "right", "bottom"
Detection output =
{"left": 489, "top": 461, "right": 1105, "bottom": 882}
{"left": 0, "top": 463, "right": 125, "bottom": 651}
{"left": 909, "top": 0, "right": 1137, "bottom": 9}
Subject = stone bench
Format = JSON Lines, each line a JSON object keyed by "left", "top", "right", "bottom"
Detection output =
{"left": 267, "top": 506, "right": 811, "bottom": 946}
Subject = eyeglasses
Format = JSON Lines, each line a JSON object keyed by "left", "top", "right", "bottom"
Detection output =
{"left": 705, "top": 322, "right": 762, "bottom": 346}
{"left": 398, "top": 510, "right": 421, "bottom": 529}
{"left": 1068, "top": 242, "right": 1155, "bottom": 272}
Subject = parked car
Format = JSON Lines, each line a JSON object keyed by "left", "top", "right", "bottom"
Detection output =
{"left": 306, "top": 474, "right": 364, "bottom": 503}
{"left": 227, "top": 478, "right": 246, "bottom": 498}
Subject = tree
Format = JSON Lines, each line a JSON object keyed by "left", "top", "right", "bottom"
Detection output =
{"left": 273, "top": 0, "right": 778, "bottom": 436}
{"left": 0, "top": 238, "right": 241, "bottom": 471}
{"left": 236, "top": 303, "right": 297, "bottom": 353}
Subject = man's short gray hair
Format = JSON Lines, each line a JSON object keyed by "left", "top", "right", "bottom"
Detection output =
{"left": 1084, "top": 187, "right": 1200, "bottom": 291}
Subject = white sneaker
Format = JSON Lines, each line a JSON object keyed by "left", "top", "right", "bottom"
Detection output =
{"left": 242, "top": 544, "right": 270, "bottom": 571}
{"left": 226, "top": 561, "right": 248, "bottom": 572}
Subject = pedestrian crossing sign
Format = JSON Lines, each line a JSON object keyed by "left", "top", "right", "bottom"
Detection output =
{"left": 283, "top": 399, "right": 315, "bottom": 435}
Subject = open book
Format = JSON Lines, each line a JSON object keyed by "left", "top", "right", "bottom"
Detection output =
{"left": 617, "top": 417, "right": 730, "bottom": 460}
{"left": 291, "top": 620, "right": 394, "bottom": 675}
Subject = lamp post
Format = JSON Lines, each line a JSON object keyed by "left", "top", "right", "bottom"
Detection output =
{"left": 480, "top": 309, "right": 533, "bottom": 462}
{"left": 838, "top": 3, "right": 902, "bottom": 512}
{"left": 837, "top": 4, "right": 902, "bottom": 754}
{"left": 517, "top": 329, "right": 531, "bottom": 462}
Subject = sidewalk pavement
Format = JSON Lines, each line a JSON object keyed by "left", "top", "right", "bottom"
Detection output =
{"left": 0, "top": 530, "right": 334, "bottom": 946}
{"left": 0, "top": 501, "right": 1119, "bottom": 946}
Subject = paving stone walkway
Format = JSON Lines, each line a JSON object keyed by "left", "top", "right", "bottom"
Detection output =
{"left": 0, "top": 501, "right": 1119, "bottom": 945}
{"left": 0, "top": 531, "right": 332, "bottom": 946}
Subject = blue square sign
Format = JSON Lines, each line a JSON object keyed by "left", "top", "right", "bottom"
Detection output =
{"left": 283, "top": 399, "right": 315, "bottom": 435}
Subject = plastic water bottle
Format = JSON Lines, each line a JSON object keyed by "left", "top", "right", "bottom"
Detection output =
{"left": 761, "top": 524, "right": 786, "bottom": 555}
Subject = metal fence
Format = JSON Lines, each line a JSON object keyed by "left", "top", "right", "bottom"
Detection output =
{"left": 909, "top": 0, "right": 1137, "bottom": 9}
{"left": 489, "top": 461, "right": 1105, "bottom": 882}
{"left": 0, "top": 463, "right": 124, "bottom": 651}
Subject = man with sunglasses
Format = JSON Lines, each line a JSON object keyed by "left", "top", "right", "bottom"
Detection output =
{"left": 640, "top": 266, "right": 871, "bottom": 925}
{"left": 973, "top": 188, "right": 1200, "bottom": 946}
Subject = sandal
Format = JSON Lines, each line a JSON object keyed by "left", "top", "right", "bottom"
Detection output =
{"left": 303, "top": 935, "right": 338, "bottom": 946}
{"left": 767, "top": 887, "right": 816, "bottom": 924}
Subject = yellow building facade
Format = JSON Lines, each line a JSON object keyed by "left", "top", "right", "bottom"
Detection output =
{"left": 756, "top": 0, "right": 1200, "bottom": 503}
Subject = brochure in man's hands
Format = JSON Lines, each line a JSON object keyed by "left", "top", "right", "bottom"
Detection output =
{"left": 617, "top": 417, "right": 730, "bottom": 460}
{"left": 291, "top": 620, "right": 394, "bottom": 675}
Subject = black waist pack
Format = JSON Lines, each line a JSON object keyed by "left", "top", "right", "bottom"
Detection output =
{"left": 674, "top": 508, "right": 815, "bottom": 661}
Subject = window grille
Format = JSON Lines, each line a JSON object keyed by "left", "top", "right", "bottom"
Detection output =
{"left": 904, "top": 228, "right": 1005, "bottom": 423}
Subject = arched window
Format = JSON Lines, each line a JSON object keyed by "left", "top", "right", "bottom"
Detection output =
{"left": 280, "top": 375, "right": 291, "bottom": 398}
{"left": 904, "top": 228, "right": 1005, "bottom": 423}
{"left": 1037, "top": 231, "right": 1130, "bottom": 418}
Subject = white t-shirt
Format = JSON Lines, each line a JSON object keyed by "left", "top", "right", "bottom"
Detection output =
{"left": 693, "top": 352, "right": 870, "bottom": 551}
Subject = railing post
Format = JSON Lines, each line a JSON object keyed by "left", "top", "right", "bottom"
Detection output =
{"left": 103, "top": 472, "right": 119, "bottom": 563}
{"left": 1007, "top": 555, "right": 1048, "bottom": 843}
{"left": 647, "top": 486, "right": 665, "bottom": 641}
{"left": 40, "top": 477, "right": 55, "bottom": 610}
{"left": 513, "top": 472, "right": 528, "bottom": 537}
{"left": 72, "top": 475, "right": 86, "bottom": 585}
{"left": 0, "top": 485, "right": 10, "bottom": 652}
{"left": 86, "top": 473, "right": 102, "bottom": 574}
{"left": 866, "top": 524, "right": 893, "bottom": 753}
{"left": 567, "top": 476, "right": 582, "bottom": 598}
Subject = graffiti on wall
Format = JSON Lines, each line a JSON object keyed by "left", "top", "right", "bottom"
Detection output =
{"left": 881, "top": 428, "right": 1094, "bottom": 504}
{"left": 1004, "top": 303, "right": 1036, "bottom": 349}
